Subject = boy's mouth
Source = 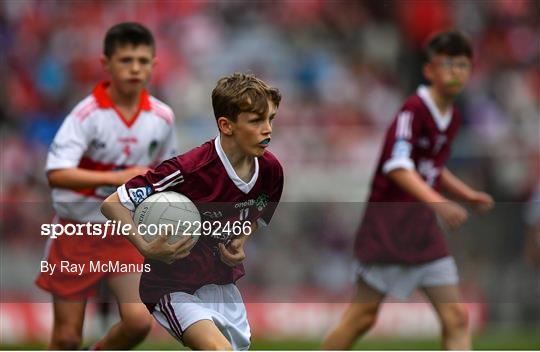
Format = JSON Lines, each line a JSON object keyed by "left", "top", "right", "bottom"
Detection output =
{"left": 259, "top": 138, "right": 271, "bottom": 147}
{"left": 447, "top": 79, "right": 462, "bottom": 87}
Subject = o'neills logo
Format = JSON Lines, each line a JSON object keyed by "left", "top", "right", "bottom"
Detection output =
{"left": 234, "top": 199, "right": 255, "bottom": 208}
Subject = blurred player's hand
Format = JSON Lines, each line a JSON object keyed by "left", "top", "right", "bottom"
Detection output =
{"left": 218, "top": 238, "right": 246, "bottom": 267}
{"left": 433, "top": 201, "right": 468, "bottom": 229}
{"left": 113, "top": 166, "right": 150, "bottom": 185}
{"left": 468, "top": 191, "right": 494, "bottom": 212}
{"left": 141, "top": 229, "right": 194, "bottom": 264}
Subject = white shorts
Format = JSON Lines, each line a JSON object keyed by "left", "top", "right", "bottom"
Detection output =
{"left": 355, "top": 256, "right": 459, "bottom": 299}
{"left": 153, "top": 283, "right": 251, "bottom": 350}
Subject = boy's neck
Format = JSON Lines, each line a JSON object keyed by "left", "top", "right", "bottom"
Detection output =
{"left": 107, "top": 85, "right": 141, "bottom": 117}
{"left": 428, "top": 86, "right": 453, "bottom": 116}
{"left": 219, "top": 135, "right": 255, "bottom": 181}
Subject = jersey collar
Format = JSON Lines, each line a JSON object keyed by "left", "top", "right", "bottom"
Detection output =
{"left": 214, "top": 135, "right": 259, "bottom": 194}
{"left": 417, "top": 85, "right": 452, "bottom": 131}
{"left": 92, "top": 81, "right": 151, "bottom": 128}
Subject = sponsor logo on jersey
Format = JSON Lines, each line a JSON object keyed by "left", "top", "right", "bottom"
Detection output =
{"left": 129, "top": 186, "right": 153, "bottom": 205}
{"left": 234, "top": 199, "right": 255, "bottom": 209}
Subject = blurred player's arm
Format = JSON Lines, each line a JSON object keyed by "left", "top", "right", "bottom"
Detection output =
{"left": 387, "top": 168, "right": 468, "bottom": 229}
{"left": 440, "top": 167, "right": 493, "bottom": 212}
{"left": 101, "top": 192, "right": 193, "bottom": 264}
{"left": 48, "top": 167, "right": 149, "bottom": 189}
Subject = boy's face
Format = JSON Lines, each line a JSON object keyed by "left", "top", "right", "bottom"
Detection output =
{"left": 229, "top": 99, "right": 277, "bottom": 158}
{"left": 424, "top": 54, "right": 472, "bottom": 97}
{"left": 101, "top": 44, "right": 155, "bottom": 96}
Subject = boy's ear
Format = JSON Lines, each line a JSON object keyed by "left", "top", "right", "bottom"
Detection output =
{"left": 100, "top": 54, "right": 110, "bottom": 71}
{"left": 217, "top": 116, "right": 233, "bottom": 136}
{"left": 422, "top": 62, "right": 433, "bottom": 82}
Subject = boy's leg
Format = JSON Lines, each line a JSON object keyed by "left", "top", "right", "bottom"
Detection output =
{"left": 182, "top": 319, "right": 233, "bottom": 350}
{"left": 321, "top": 278, "right": 385, "bottom": 350}
{"left": 49, "top": 297, "right": 87, "bottom": 350}
{"left": 422, "top": 284, "right": 470, "bottom": 350}
{"left": 92, "top": 273, "right": 153, "bottom": 349}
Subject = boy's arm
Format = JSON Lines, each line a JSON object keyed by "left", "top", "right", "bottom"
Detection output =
{"left": 218, "top": 222, "right": 258, "bottom": 267}
{"left": 387, "top": 168, "right": 468, "bottom": 229}
{"left": 101, "top": 192, "right": 194, "bottom": 264}
{"left": 440, "top": 167, "right": 494, "bottom": 211}
{"left": 48, "top": 167, "right": 149, "bottom": 189}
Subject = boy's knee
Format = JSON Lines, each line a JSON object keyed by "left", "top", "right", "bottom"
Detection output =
{"left": 122, "top": 312, "right": 153, "bottom": 338}
{"left": 347, "top": 305, "right": 378, "bottom": 335}
{"left": 442, "top": 304, "right": 469, "bottom": 333}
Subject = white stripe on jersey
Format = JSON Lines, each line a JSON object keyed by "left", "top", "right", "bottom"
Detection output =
{"left": 153, "top": 170, "right": 182, "bottom": 187}
{"left": 155, "top": 176, "right": 184, "bottom": 192}
{"left": 396, "top": 111, "right": 413, "bottom": 139}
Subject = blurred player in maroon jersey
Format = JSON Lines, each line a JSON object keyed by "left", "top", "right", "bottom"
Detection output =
{"left": 36, "top": 23, "right": 178, "bottom": 349}
{"left": 322, "top": 31, "right": 494, "bottom": 350}
{"left": 101, "top": 72, "right": 283, "bottom": 350}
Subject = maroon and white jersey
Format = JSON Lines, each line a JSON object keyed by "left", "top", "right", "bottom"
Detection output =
{"left": 118, "top": 136, "right": 284, "bottom": 311}
{"left": 355, "top": 85, "right": 462, "bottom": 264}
{"left": 46, "top": 81, "right": 177, "bottom": 222}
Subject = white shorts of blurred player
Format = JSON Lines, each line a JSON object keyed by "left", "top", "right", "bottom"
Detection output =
{"left": 153, "top": 283, "right": 251, "bottom": 350}
{"left": 355, "top": 256, "right": 459, "bottom": 299}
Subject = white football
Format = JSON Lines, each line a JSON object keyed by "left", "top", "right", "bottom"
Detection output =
{"left": 133, "top": 191, "right": 201, "bottom": 245}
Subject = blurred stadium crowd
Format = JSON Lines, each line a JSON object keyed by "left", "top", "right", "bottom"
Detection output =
{"left": 1, "top": 0, "right": 539, "bottom": 330}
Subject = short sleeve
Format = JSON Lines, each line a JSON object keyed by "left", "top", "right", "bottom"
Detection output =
{"left": 117, "top": 157, "right": 185, "bottom": 211}
{"left": 46, "top": 112, "right": 91, "bottom": 171}
{"left": 381, "top": 110, "right": 421, "bottom": 174}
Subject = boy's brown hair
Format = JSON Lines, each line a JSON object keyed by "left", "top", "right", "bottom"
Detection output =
{"left": 424, "top": 30, "right": 473, "bottom": 62}
{"left": 212, "top": 72, "right": 281, "bottom": 122}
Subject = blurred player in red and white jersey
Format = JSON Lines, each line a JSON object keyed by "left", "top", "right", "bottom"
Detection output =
{"left": 323, "top": 31, "right": 494, "bottom": 350}
{"left": 102, "top": 72, "right": 283, "bottom": 350}
{"left": 35, "top": 23, "right": 177, "bottom": 349}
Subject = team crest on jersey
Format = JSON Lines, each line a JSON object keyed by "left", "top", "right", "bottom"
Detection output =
{"left": 89, "top": 139, "right": 106, "bottom": 150}
{"left": 129, "top": 186, "right": 153, "bottom": 205}
{"left": 255, "top": 194, "right": 270, "bottom": 211}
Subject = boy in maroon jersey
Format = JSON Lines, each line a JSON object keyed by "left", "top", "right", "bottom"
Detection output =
{"left": 101, "top": 72, "right": 283, "bottom": 350}
{"left": 322, "top": 31, "right": 493, "bottom": 350}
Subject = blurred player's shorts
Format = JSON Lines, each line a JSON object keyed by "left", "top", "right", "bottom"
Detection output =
{"left": 35, "top": 217, "right": 144, "bottom": 300}
{"left": 153, "top": 283, "right": 250, "bottom": 350}
{"left": 355, "top": 256, "right": 459, "bottom": 299}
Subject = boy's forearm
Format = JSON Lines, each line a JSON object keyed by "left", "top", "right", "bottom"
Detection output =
{"left": 440, "top": 168, "right": 476, "bottom": 201}
{"left": 387, "top": 168, "right": 447, "bottom": 205}
{"left": 101, "top": 192, "right": 146, "bottom": 252}
{"left": 48, "top": 168, "right": 119, "bottom": 189}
